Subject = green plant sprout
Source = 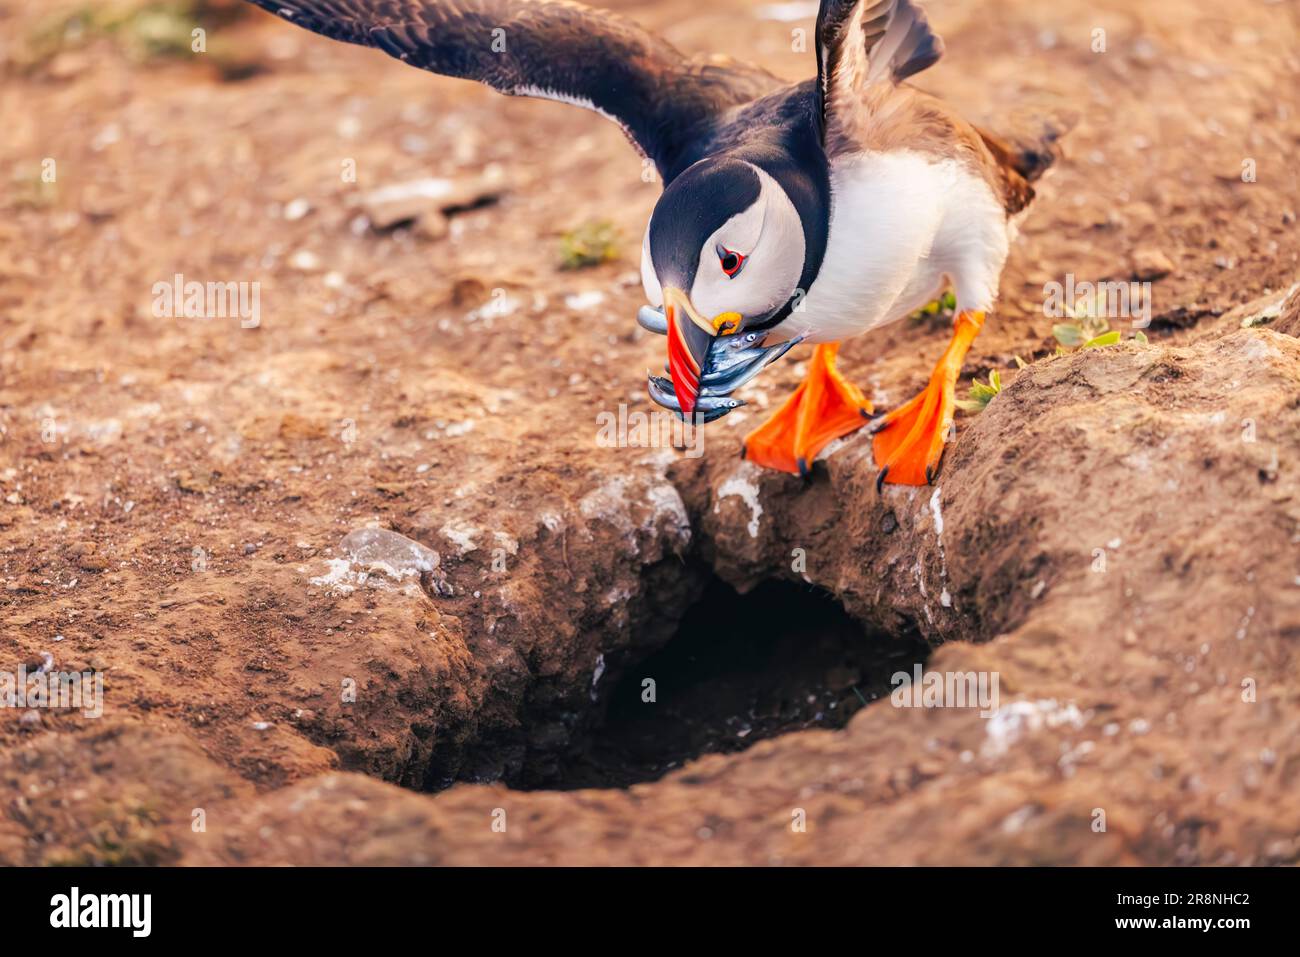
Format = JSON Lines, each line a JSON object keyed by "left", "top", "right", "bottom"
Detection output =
{"left": 955, "top": 356, "right": 1030, "bottom": 414}
{"left": 911, "top": 289, "right": 957, "bottom": 321}
{"left": 1052, "top": 296, "right": 1148, "bottom": 353}
{"left": 954, "top": 369, "right": 1003, "bottom": 413}
{"left": 559, "top": 220, "right": 621, "bottom": 270}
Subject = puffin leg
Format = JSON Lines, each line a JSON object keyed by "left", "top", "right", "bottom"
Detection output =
{"left": 741, "top": 342, "right": 874, "bottom": 477}
{"left": 872, "top": 310, "right": 985, "bottom": 487}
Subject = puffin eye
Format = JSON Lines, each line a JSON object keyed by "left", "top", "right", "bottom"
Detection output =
{"left": 716, "top": 244, "right": 745, "bottom": 279}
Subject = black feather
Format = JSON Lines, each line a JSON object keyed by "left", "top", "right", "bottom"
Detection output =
{"left": 243, "top": 0, "right": 782, "bottom": 177}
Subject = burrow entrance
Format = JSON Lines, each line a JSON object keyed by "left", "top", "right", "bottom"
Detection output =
{"left": 513, "top": 576, "right": 930, "bottom": 791}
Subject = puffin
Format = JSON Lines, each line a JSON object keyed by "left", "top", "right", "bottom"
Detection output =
{"left": 245, "top": 0, "right": 1068, "bottom": 486}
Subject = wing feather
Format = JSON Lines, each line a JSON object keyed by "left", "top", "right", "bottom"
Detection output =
{"left": 815, "top": 0, "right": 944, "bottom": 127}
{"left": 246, "top": 0, "right": 782, "bottom": 175}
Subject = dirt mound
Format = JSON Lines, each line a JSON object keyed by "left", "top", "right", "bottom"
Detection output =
{"left": 181, "top": 329, "right": 1300, "bottom": 866}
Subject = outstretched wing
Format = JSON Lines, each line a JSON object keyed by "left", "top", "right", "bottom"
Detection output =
{"left": 245, "top": 0, "right": 781, "bottom": 176}
{"left": 815, "top": 0, "right": 944, "bottom": 126}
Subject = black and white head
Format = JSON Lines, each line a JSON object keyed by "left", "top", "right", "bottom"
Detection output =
{"left": 641, "top": 157, "right": 807, "bottom": 420}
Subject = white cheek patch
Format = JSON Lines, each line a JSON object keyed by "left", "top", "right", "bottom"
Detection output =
{"left": 690, "top": 164, "right": 805, "bottom": 323}
{"left": 640, "top": 222, "right": 663, "bottom": 308}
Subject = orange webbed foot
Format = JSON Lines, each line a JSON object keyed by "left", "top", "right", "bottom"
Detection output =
{"left": 742, "top": 342, "right": 873, "bottom": 477}
{"left": 873, "top": 311, "right": 985, "bottom": 488}
{"left": 870, "top": 373, "right": 955, "bottom": 488}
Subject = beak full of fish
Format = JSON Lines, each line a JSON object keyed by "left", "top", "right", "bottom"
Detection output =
{"left": 637, "top": 305, "right": 802, "bottom": 424}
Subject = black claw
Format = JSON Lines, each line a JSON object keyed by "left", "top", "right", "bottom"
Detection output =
{"left": 876, "top": 466, "right": 889, "bottom": 494}
{"left": 740, "top": 443, "right": 747, "bottom": 460}
{"left": 797, "top": 457, "right": 810, "bottom": 480}
{"left": 925, "top": 465, "right": 935, "bottom": 485}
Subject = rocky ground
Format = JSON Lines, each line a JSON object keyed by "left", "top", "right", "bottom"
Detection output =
{"left": 1, "top": 0, "right": 1298, "bottom": 866}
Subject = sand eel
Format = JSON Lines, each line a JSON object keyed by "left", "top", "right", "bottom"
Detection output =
{"left": 246, "top": 0, "right": 1068, "bottom": 485}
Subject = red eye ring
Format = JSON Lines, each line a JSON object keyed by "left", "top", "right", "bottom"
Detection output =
{"left": 716, "top": 244, "right": 745, "bottom": 278}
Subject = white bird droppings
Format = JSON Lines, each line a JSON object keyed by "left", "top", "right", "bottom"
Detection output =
{"left": 928, "top": 486, "right": 945, "bottom": 536}
{"left": 715, "top": 464, "right": 764, "bottom": 538}
{"left": 440, "top": 521, "right": 480, "bottom": 555}
{"left": 564, "top": 290, "right": 606, "bottom": 311}
{"left": 983, "top": 699, "right": 1088, "bottom": 758}
{"left": 929, "top": 487, "right": 953, "bottom": 609}
{"left": 590, "top": 653, "right": 605, "bottom": 701}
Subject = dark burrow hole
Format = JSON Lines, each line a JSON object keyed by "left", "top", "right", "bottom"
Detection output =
{"left": 513, "top": 576, "right": 931, "bottom": 791}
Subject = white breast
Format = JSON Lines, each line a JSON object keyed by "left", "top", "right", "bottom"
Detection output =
{"left": 776, "top": 150, "right": 1011, "bottom": 344}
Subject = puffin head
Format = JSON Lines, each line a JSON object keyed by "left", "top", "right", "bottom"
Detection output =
{"left": 641, "top": 156, "right": 807, "bottom": 420}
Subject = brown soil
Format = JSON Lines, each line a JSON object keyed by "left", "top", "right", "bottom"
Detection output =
{"left": 1, "top": 0, "right": 1298, "bottom": 866}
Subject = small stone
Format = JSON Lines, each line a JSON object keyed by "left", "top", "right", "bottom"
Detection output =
{"left": 283, "top": 198, "right": 312, "bottom": 221}
{"left": 289, "top": 249, "right": 322, "bottom": 272}
{"left": 414, "top": 212, "right": 450, "bottom": 240}
{"left": 338, "top": 527, "right": 439, "bottom": 578}
{"left": 449, "top": 276, "right": 488, "bottom": 307}
{"left": 175, "top": 470, "right": 214, "bottom": 494}
{"left": 360, "top": 173, "right": 505, "bottom": 232}
{"left": 1131, "top": 246, "right": 1174, "bottom": 281}
{"left": 19, "top": 710, "right": 42, "bottom": 729}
